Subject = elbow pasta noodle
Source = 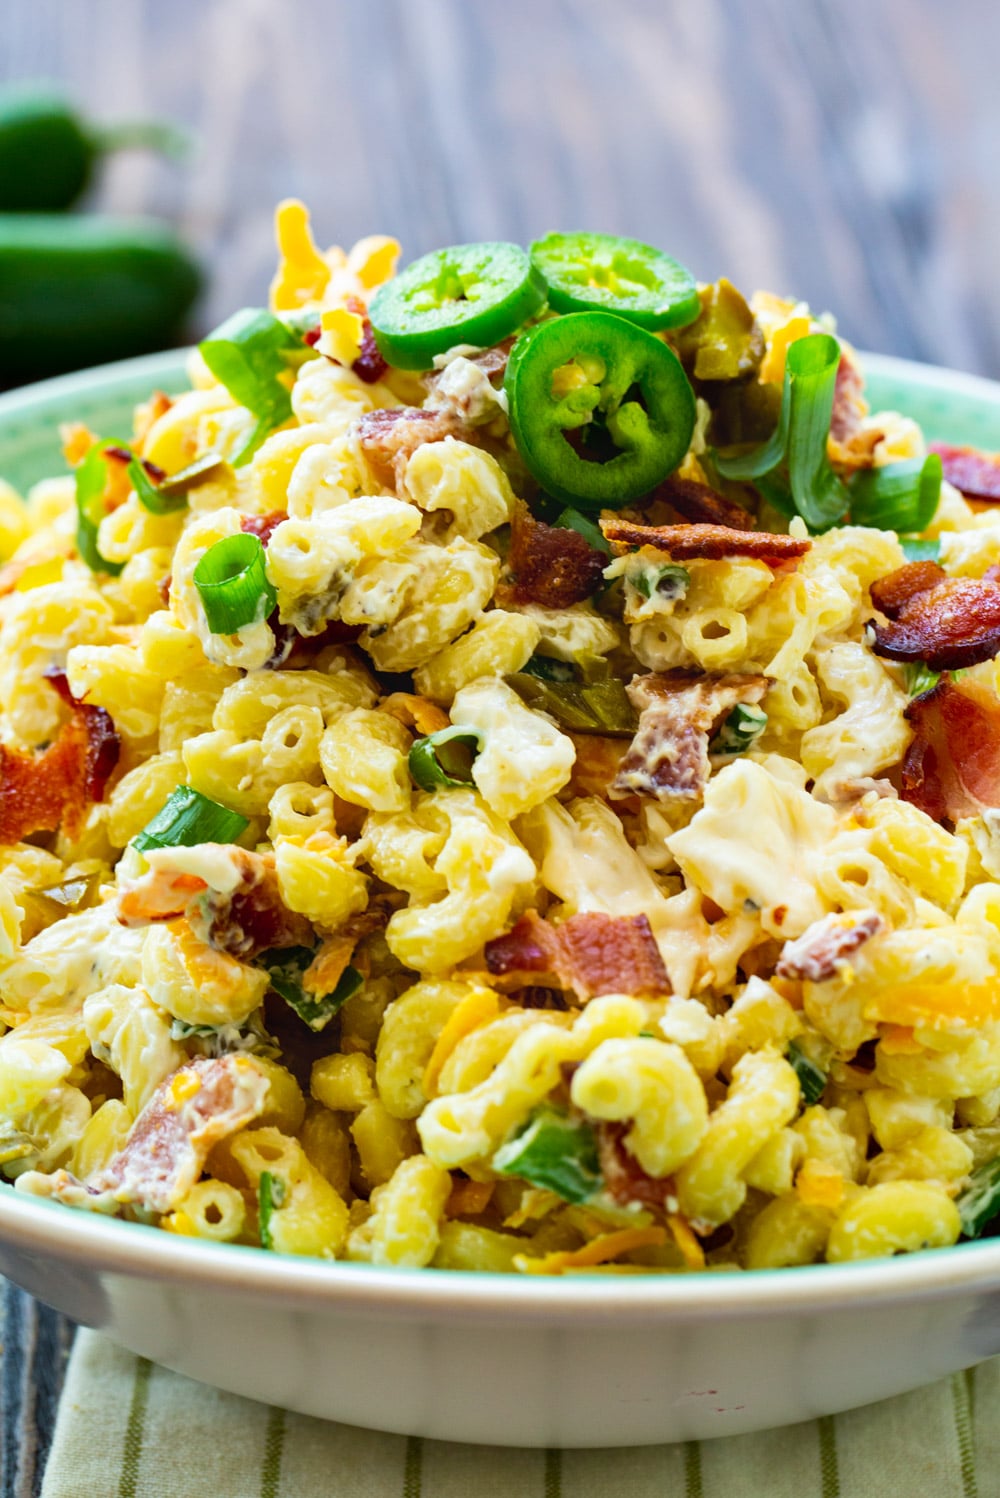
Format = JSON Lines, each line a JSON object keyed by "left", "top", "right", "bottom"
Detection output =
{"left": 4, "top": 205, "right": 1000, "bottom": 1278}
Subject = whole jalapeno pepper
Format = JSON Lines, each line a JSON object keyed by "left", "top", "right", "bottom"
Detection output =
{"left": 504, "top": 310, "right": 696, "bottom": 509}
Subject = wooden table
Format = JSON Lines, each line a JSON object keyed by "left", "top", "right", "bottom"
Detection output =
{"left": 1, "top": 0, "right": 999, "bottom": 1491}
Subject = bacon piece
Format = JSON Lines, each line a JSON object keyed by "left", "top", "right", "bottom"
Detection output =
{"left": 901, "top": 676, "right": 1000, "bottom": 823}
{"left": 868, "top": 567, "right": 1000, "bottom": 670}
{"left": 830, "top": 353, "right": 867, "bottom": 443}
{"left": 611, "top": 671, "right": 768, "bottom": 802}
{"left": 90, "top": 1056, "right": 269, "bottom": 1212}
{"left": 119, "top": 847, "right": 312, "bottom": 959}
{"left": 344, "top": 295, "right": 389, "bottom": 385}
{"left": 654, "top": 474, "right": 754, "bottom": 531}
{"left": 597, "top": 1122, "right": 674, "bottom": 1210}
{"left": 484, "top": 909, "right": 669, "bottom": 1001}
{"left": 506, "top": 500, "right": 606, "bottom": 608}
{"left": 930, "top": 442, "right": 1000, "bottom": 503}
{"left": 869, "top": 560, "right": 945, "bottom": 618}
{"left": 775, "top": 910, "right": 884, "bottom": 982}
{"left": 601, "top": 518, "right": 810, "bottom": 566}
{"left": 355, "top": 406, "right": 464, "bottom": 489}
{"left": 240, "top": 510, "right": 287, "bottom": 546}
{"left": 0, "top": 675, "right": 119, "bottom": 845}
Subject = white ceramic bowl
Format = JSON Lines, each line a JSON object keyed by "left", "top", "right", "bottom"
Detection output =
{"left": 2, "top": 349, "right": 1000, "bottom": 1448}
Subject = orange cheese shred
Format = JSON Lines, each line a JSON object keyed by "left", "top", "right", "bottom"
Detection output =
{"left": 878, "top": 1024, "right": 923, "bottom": 1056}
{"left": 422, "top": 988, "right": 501, "bottom": 1098}
{"left": 863, "top": 982, "right": 1000, "bottom": 1031}
{"left": 514, "top": 1226, "right": 668, "bottom": 1275}
{"left": 667, "top": 1214, "right": 706, "bottom": 1269}
{"left": 796, "top": 1160, "right": 845, "bottom": 1210}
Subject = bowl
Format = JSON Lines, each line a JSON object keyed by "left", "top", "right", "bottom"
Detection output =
{"left": 1, "top": 349, "right": 1000, "bottom": 1450}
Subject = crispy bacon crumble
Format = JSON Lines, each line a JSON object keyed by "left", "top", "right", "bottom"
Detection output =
{"left": 611, "top": 671, "right": 769, "bottom": 801}
{"left": 484, "top": 909, "right": 670, "bottom": 1001}
{"left": 601, "top": 518, "right": 810, "bottom": 566}
{"left": 0, "top": 673, "right": 120, "bottom": 845}
{"left": 901, "top": 676, "right": 1000, "bottom": 823}
{"left": 505, "top": 500, "right": 606, "bottom": 608}
{"left": 868, "top": 562, "right": 1000, "bottom": 670}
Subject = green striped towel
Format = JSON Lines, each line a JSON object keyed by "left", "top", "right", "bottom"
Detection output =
{"left": 40, "top": 1331, "right": 1000, "bottom": 1497}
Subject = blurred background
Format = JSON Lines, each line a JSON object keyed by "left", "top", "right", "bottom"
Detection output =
{"left": 1, "top": 0, "right": 999, "bottom": 375}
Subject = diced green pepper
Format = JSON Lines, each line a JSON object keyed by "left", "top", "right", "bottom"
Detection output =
{"left": 74, "top": 438, "right": 129, "bottom": 576}
{"left": 505, "top": 310, "right": 696, "bottom": 509}
{"left": 508, "top": 670, "right": 637, "bottom": 735}
{"left": 493, "top": 1106, "right": 601, "bottom": 1204}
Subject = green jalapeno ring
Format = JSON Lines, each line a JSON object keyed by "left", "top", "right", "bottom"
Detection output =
{"left": 369, "top": 242, "right": 547, "bottom": 370}
{"left": 530, "top": 231, "right": 700, "bottom": 331}
{"left": 504, "top": 310, "right": 696, "bottom": 510}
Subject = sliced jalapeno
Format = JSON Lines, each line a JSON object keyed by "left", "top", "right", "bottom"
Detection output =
{"left": 504, "top": 310, "right": 695, "bottom": 509}
{"left": 530, "top": 231, "right": 700, "bottom": 331}
{"left": 369, "top": 242, "right": 546, "bottom": 370}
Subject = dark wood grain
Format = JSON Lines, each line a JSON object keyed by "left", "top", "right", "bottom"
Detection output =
{"left": 1, "top": 0, "right": 999, "bottom": 371}
{"left": 0, "top": 1, "right": 998, "bottom": 1490}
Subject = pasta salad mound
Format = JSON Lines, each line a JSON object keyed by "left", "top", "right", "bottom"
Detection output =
{"left": 3, "top": 206, "right": 1000, "bottom": 1274}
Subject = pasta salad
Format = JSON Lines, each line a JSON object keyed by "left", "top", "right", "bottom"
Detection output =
{"left": 2, "top": 204, "right": 1000, "bottom": 1274}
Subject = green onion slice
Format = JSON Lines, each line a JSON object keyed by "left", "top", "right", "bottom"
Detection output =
{"left": 554, "top": 506, "right": 613, "bottom": 557}
{"left": 261, "top": 945, "right": 363, "bottom": 1032}
{"left": 903, "top": 663, "right": 941, "bottom": 697}
{"left": 901, "top": 536, "right": 942, "bottom": 564}
{"left": 199, "top": 307, "right": 302, "bottom": 466}
{"left": 409, "top": 725, "right": 484, "bottom": 791}
{"left": 849, "top": 454, "right": 942, "bottom": 533}
{"left": 957, "top": 1156, "right": 1000, "bottom": 1239}
{"left": 193, "top": 533, "right": 277, "bottom": 635}
{"left": 129, "top": 451, "right": 227, "bottom": 515}
{"left": 715, "top": 333, "right": 850, "bottom": 532}
{"left": 787, "top": 1040, "right": 827, "bottom": 1107}
{"left": 493, "top": 1106, "right": 601, "bottom": 1204}
{"left": 126, "top": 457, "right": 189, "bottom": 516}
{"left": 133, "top": 785, "right": 249, "bottom": 853}
{"left": 709, "top": 702, "right": 768, "bottom": 756}
{"left": 258, "top": 1170, "right": 287, "bottom": 1250}
{"left": 74, "top": 439, "right": 128, "bottom": 575}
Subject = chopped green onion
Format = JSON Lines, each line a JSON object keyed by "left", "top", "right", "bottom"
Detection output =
{"left": 520, "top": 654, "right": 576, "bottom": 683}
{"left": 957, "top": 1156, "right": 1000, "bottom": 1239}
{"left": 631, "top": 561, "right": 690, "bottom": 602}
{"left": 715, "top": 333, "right": 850, "bottom": 532}
{"left": 508, "top": 671, "right": 637, "bottom": 735}
{"left": 849, "top": 454, "right": 942, "bottom": 533}
{"left": 787, "top": 1040, "right": 827, "bottom": 1107}
{"left": 132, "top": 785, "right": 249, "bottom": 853}
{"left": 901, "top": 536, "right": 942, "bottom": 564}
{"left": 159, "top": 453, "right": 227, "bottom": 497}
{"left": 74, "top": 439, "right": 128, "bottom": 575}
{"left": 259, "top": 1170, "right": 287, "bottom": 1250}
{"left": 554, "top": 506, "right": 613, "bottom": 557}
{"left": 126, "top": 457, "right": 189, "bottom": 516}
{"left": 709, "top": 702, "right": 768, "bottom": 756}
{"left": 193, "top": 533, "right": 277, "bottom": 634}
{"left": 199, "top": 307, "right": 302, "bottom": 466}
{"left": 409, "top": 725, "right": 483, "bottom": 791}
{"left": 903, "top": 663, "right": 941, "bottom": 697}
{"left": 493, "top": 1106, "right": 601, "bottom": 1204}
{"left": 169, "top": 1013, "right": 281, "bottom": 1060}
{"left": 261, "top": 945, "right": 363, "bottom": 1032}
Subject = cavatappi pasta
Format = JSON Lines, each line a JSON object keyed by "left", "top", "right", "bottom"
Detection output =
{"left": 3, "top": 206, "right": 1000, "bottom": 1275}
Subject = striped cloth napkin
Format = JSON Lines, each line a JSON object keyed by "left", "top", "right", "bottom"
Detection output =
{"left": 40, "top": 1330, "right": 999, "bottom": 1498}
